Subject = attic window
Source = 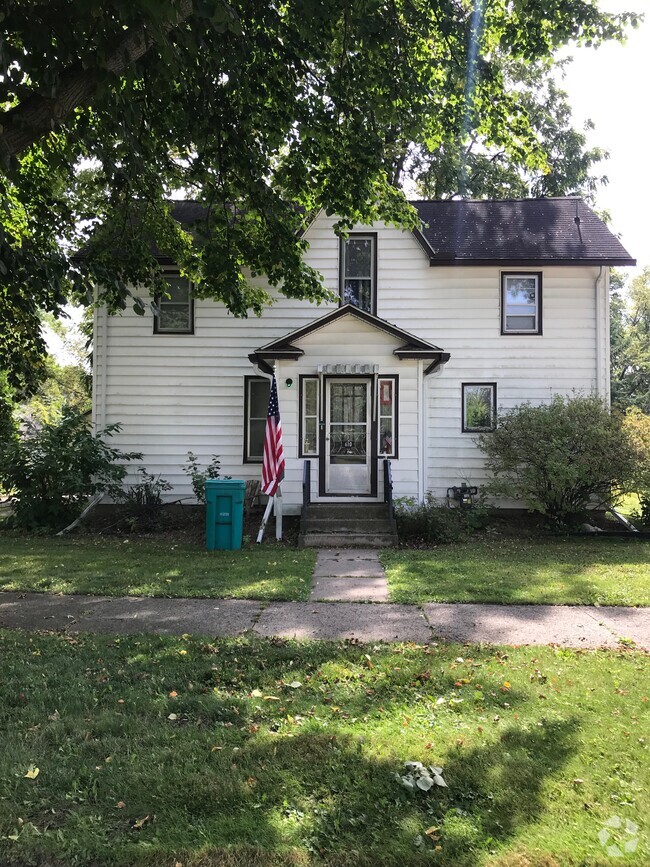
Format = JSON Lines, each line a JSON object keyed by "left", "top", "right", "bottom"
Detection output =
{"left": 340, "top": 234, "right": 376, "bottom": 314}
{"left": 154, "top": 275, "right": 194, "bottom": 334}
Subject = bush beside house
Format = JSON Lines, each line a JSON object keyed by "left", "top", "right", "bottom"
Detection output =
{"left": 477, "top": 395, "right": 640, "bottom": 529}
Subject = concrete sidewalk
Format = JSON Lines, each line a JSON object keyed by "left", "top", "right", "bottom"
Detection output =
{"left": 0, "top": 591, "right": 648, "bottom": 649}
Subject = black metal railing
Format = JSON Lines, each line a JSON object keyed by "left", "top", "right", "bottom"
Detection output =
{"left": 301, "top": 460, "right": 311, "bottom": 536}
{"left": 383, "top": 458, "right": 396, "bottom": 533}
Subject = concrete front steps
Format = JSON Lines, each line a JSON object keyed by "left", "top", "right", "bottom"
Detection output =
{"left": 299, "top": 503, "right": 398, "bottom": 548}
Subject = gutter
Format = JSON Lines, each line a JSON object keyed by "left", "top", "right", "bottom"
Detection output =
{"left": 417, "top": 360, "right": 425, "bottom": 504}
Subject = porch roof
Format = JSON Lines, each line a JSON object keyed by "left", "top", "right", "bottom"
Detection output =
{"left": 248, "top": 305, "right": 450, "bottom": 375}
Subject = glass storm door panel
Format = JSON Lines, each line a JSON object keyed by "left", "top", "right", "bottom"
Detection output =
{"left": 325, "top": 380, "right": 371, "bottom": 494}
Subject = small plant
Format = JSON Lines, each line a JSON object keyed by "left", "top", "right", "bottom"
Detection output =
{"left": 116, "top": 467, "right": 173, "bottom": 529}
{"left": 395, "top": 492, "right": 489, "bottom": 544}
{"left": 183, "top": 451, "right": 221, "bottom": 503}
{"left": 0, "top": 408, "right": 141, "bottom": 530}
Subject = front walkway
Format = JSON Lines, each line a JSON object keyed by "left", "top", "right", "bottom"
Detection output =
{"left": 1, "top": 590, "right": 648, "bottom": 649}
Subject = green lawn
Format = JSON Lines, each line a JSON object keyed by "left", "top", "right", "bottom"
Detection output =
{"left": 382, "top": 538, "right": 650, "bottom": 606}
{"left": 0, "top": 631, "right": 647, "bottom": 866}
{"left": 618, "top": 493, "right": 642, "bottom": 520}
{"left": 0, "top": 535, "right": 315, "bottom": 601}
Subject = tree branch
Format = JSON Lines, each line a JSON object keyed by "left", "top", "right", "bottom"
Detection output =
{"left": 0, "top": 0, "right": 193, "bottom": 163}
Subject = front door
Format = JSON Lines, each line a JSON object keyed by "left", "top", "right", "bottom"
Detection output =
{"left": 324, "top": 378, "right": 374, "bottom": 495}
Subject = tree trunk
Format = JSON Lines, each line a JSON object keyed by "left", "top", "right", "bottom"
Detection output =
{"left": 0, "top": 0, "right": 193, "bottom": 163}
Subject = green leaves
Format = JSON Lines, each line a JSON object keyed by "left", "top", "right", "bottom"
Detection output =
{"left": 477, "top": 395, "right": 640, "bottom": 528}
{"left": 0, "top": 0, "right": 637, "bottom": 391}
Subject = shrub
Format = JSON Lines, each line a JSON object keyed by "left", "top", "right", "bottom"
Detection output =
{"left": 476, "top": 395, "right": 638, "bottom": 528}
{"left": 623, "top": 408, "right": 650, "bottom": 526}
{"left": 0, "top": 409, "right": 142, "bottom": 530}
{"left": 183, "top": 451, "right": 222, "bottom": 503}
{"left": 395, "top": 493, "right": 489, "bottom": 544}
{"left": 115, "top": 467, "right": 173, "bottom": 530}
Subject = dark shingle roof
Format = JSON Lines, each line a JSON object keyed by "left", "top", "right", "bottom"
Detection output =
{"left": 76, "top": 197, "right": 635, "bottom": 266}
{"left": 411, "top": 198, "right": 635, "bottom": 266}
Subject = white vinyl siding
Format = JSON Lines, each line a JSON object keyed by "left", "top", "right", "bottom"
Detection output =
{"left": 94, "top": 211, "right": 606, "bottom": 508}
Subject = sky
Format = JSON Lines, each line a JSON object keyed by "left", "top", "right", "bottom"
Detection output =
{"left": 559, "top": 0, "right": 650, "bottom": 275}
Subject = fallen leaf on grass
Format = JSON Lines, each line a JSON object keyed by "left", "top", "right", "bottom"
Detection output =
{"left": 116, "top": 801, "right": 126, "bottom": 809}
{"left": 263, "top": 696, "right": 280, "bottom": 701}
{"left": 24, "top": 766, "right": 39, "bottom": 779}
{"left": 167, "top": 713, "right": 178, "bottom": 721}
{"left": 130, "top": 815, "right": 151, "bottom": 830}
{"left": 288, "top": 681, "right": 302, "bottom": 689}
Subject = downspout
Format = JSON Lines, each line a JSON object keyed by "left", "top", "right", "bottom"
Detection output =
{"left": 93, "top": 299, "right": 108, "bottom": 433}
{"left": 594, "top": 266, "right": 606, "bottom": 400}
{"left": 417, "top": 360, "right": 425, "bottom": 503}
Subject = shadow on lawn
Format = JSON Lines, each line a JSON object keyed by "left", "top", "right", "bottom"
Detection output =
{"left": 386, "top": 536, "right": 650, "bottom": 605}
{"left": 123, "top": 720, "right": 577, "bottom": 867}
{"left": 0, "top": 635, "right": 580, "bottom": 867}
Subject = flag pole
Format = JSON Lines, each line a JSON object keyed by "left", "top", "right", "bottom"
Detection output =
{"left": 256, "top": 495, "right": 274, "bottom": 544}
{"left": 274, "top": 487, "right": 283, "bottom": 540}
{"left": 257, "top": 364, "right": 285, "bottom": 543}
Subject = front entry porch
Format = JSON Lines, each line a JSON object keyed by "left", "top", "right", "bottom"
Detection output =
{"left": 298, "top": 458, "right": 397, "bottom": 548}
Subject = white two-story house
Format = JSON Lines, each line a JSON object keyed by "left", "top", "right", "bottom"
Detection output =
{"left": 91, "top": 197, "right": 634, "bottom": 523}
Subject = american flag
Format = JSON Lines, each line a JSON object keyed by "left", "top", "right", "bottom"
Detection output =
{"left": 261, "top": 374, "right": 285, "bottom": 497}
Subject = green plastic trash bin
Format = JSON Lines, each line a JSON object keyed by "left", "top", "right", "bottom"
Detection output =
{"left": 205, "top": 479, "right": 246, "bottom": 550}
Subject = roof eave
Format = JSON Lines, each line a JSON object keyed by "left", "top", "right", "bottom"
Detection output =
{"left": 427, "top": 257, "right": 637, "bottom": 267}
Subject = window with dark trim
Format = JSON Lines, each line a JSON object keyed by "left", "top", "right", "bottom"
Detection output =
{"left": 244, "top": 376, "right": 270, "bottom": 463}
{"left": 501, "top": 272, "right": 542, "bottom": 334}
{"left": 378, "top": 375, "right": 398, "bottom": 457}
{"left": 154, "top": 275, "right": 194, "bottom": 334}
{"left": 340, "top": 234, "right": 377, "bottom": 314}
{"left": 299, "top": 376, "right": 319, "bottom": 457}
{"left": 462, "top": 383, "right": 496, "bottom": 432}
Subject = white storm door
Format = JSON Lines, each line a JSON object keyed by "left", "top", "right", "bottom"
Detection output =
{"left": 325, "top": 379, "right": 372, "bottom": 495}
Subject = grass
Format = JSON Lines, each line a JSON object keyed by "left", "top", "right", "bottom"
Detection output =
{"left": 0, "top": 535, "right": 315, "bottom": 601}
{"left": 382, "top": 538, "right": 650, "bottom": 607}
{"left": 617, "top": 493, "right": 642, "bottom": 520}
{"left": 0, "top": 631, "right": 647, "bottom": 866}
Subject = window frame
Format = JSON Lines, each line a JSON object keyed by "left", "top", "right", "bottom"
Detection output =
{"left": 500, "top": 271, "right": 543, "bottom": 336}
{"left": 462, "top": 382, "right": 497, "bottom": 433}
{"left": 153, "top": 274, "right": 195, "bottom": 335}
{"left": 339, "top": 232, "right": 378, "bottom": 315}
{"left": 243, "top": 375, "right": 270, "bottom": 464}
{"left": 377, "top": 375, "right": 399, "bottom": 458}
{"left": 299, "top": 375, "right": 320, "bottom": 458}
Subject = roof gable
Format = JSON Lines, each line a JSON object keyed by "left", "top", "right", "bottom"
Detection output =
{"left": 249, "top": 305, "right": 449, "bottom": 374}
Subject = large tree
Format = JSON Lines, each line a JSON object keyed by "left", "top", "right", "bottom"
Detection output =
{"left": 410, "top": 55, "right": 609, "bottom": 201}
{"left": 0, "top": 0, "right": 637, "bottom": 395}
{"left": 611, "top": 267, "right": 650, "bottom": 414}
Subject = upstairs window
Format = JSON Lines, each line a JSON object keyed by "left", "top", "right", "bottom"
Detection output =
{"left": 340, "top": 234, "right": 376, "bottom": 314}
{"left": 154, "top": 275, "right": 194, "bottom": 334}
{"left": 501, "top": 272, "right": 542, "bottom": 335}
